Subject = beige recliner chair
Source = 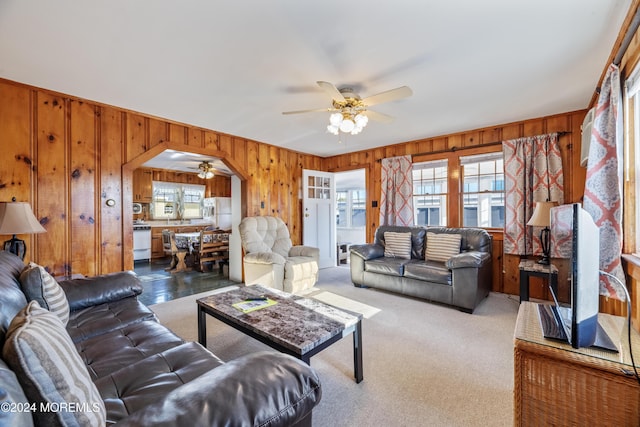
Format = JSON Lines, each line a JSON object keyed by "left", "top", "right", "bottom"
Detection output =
{"left": 239, "top": 216, "right": 319, "bottom": 294}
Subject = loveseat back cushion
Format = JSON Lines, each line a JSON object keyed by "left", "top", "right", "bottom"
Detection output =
{"left": 19, "top": 263, "right": 70, "bottom": 326}
{"left": 240, "top": 216, "right": 293, "bottom": 258}
{"left": 425, "top": 232, "right": 461, "bottom": 262}
{"left": 383, "top": 231, "right": 412, "bottom": 259}
{"left": 374, "top": 226, "right": 427, "bottom": 259}
{"left": 424, "top": 227, "right": 492, "bottom": 254}
{"left": 0, "top": 251, "right": 28, "bottom": 344}
{"left": 2, "top": 301, "right": 106, "bottom": 427}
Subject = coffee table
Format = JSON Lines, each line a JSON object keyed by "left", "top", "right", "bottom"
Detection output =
{"left": 197, "top": 285, "right": 363, "bottom": 383}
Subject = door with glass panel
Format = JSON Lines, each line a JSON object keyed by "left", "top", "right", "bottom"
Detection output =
{"left": 302, "top": 169, "right": 336, "bottom": 269}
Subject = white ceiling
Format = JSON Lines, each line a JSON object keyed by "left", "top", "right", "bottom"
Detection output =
{"left": 0, "top": 1, "right": 632, "bottom": 158}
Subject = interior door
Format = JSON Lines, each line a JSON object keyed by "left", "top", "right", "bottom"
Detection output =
{"left": 303, "top": 169, "right": 336, "bottom": 269}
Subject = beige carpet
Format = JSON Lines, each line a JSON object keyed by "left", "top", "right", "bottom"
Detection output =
{"left": 150, "top": 266, "right": 519, "bottom": 427}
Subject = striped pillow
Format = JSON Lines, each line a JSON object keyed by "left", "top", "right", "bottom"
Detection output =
{"left": 425, "top": 232, "right": 461, "bottom": 262}
{"left": 2, "top": 301, "right": 106, "bottom": 427}
{"left": 19, "top": 263, "right": 70, "bottom": 326}
{"left": 384, "top": 232, "right": 412, "bottom": 259}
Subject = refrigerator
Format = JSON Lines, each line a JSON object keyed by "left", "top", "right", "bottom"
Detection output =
{"left": 203, "top": 197, "right": 232, "bottom": 230}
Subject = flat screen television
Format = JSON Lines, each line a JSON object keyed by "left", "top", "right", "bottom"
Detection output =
{"left": 537, "top": 203, "right": 617, "bottom": 351}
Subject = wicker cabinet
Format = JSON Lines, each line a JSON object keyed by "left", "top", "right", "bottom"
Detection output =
{"left": 514, "top": 302, "right": 640, "bottom": 426}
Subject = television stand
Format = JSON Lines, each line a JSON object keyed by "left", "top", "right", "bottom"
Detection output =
{"left": 514, "top": 302, "right": 640, "bottom": 426}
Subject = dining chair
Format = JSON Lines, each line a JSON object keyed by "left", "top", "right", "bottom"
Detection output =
{"left": 196, "top": 230, "right": 229, "bottom": 273}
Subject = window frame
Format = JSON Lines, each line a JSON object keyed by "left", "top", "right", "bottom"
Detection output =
{"left": 459, "top": 152, "right": 505, "bottom": 229}
{"left": 151, "top": 181, "right": 205, "bottom": 220}
{"left": 412, "top": 159, "right": 448, "bottom": 227}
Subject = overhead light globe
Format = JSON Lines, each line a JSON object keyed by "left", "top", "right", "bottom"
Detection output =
{"left": 205, "top": 170, "right": 214, "bottom": 179}
{"left": 355, "top": 113, "right": 368, "bottom": 127}
{"left": 329, "top": 113, "right": 343, "bottom": 126}
{"left": 197, "top": 171, "right": 206, "bottom": 179}
{"left": 327, "top": 124, "right": 339, "bottom": 135}
{"left": 339, "top": 118, "right": 355, "bottom": 133}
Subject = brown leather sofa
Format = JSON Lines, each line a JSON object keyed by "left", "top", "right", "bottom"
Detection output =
{"left": 0, "top": 250, "right": 321, "bottom": 426}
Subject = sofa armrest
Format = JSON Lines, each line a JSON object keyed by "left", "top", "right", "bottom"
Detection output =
{"left": 446, "top": 251, "right": 491, "bottom": 269}
{"left": 112, "top": 352, "right": 321, "bottom": 427}
{"left": 244, "top": 251, "right": 287, "bottom": 265}
{"left": 58, "top": 271, "right": 143, "bottom": 311}
{"left": 289, "top": 245, "right": 319, "bottom": 258}
{"left": 349, "top": 244, "right": 384, "bottom": 261}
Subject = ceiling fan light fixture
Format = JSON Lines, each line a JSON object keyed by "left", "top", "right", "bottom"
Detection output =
{"left": 197, "top": 171, "right": 206, "bottom": 179}
{"left": 205, "top": 170, "right": 214, "bottom": 179}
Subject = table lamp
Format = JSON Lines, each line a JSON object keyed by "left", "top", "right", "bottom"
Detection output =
{"left": 526, "top": 201, "right": 558, "bottom": 265}
{"left": 0, "top": 200, "right": 46, "bottom": 259}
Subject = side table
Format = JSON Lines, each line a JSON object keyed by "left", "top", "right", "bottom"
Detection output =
{"left": 518, "top": 259, "right": 558, "bottom": 303}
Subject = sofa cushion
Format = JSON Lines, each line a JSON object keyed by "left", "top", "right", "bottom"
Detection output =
{"left": 19, "top": 263, "right": 70, "bottom": 326}
{"left": 0, "top": 251, "right": 29, "bottom": 345}
{"left": 76, "top": 320, "right": 185, "bottom": 380}
{"left": 66, "top": 296, "right": 157, "bottom": 343}
{"left": 383, "top": 232, "right": 412, "bottom": 259}
{"left": 365, "top": 257, "right": 410, "bottom": 277}
{"left": 2, "top": 301, "right": 106, "bottom": 427}
{"left": 404, "top": 260, "right": 452, "bottom": 285}
{"left": 95, "top": 341, "right": 224, "bottom": 424}
{"left": 425, "top": 232, "right": 461, "bottom": 262}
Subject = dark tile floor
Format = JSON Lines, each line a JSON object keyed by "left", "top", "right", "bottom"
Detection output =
{"left": 133, "top": 258, "right": 239, "bottom": 306}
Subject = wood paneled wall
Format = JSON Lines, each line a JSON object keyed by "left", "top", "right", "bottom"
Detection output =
{"left": 0, "top": 78, "right": 321, "bottom": 276}
{"left": 323, "top": 111, "right": 587, "bottom": 300}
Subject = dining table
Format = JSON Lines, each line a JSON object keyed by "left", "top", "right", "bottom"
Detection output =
{"left": 172, "top": 232, "right": 201, "bottom": 272}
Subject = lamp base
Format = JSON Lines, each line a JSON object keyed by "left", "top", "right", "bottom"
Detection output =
{"left": 537, "top": 226, "right": 551, "bottom": 266}
{"left": 3, "top": 235, "right": 26, "bottom": 260}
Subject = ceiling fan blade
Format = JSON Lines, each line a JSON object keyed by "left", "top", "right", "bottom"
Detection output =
{"left": 282, "top": 107, "right": 335, "bottom": 115}
{"left": 317, "top": 81, "right": 346, "bottom": 102}
{"left": 364, "top": 109, "right": 395, "bottom": 124}
{"left": 361, "top": 86, "right": 412, "bottom": 106}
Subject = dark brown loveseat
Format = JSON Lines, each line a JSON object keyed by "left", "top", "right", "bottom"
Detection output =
{"left": 350, "top": 226, "right": 492, "bottom": 313}
{"left": 0, "top": 250, "right": 321, "bottom": 426}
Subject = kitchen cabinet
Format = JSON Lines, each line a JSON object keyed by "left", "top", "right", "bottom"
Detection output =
{"left": 133, "top": 169, "right": 153, "bottom": 203}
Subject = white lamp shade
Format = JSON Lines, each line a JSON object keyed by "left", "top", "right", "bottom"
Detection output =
{"left": 0, "top": 202, "right": 46, "bottom": 235}
{"left": 329, "top": 113, "right": 343, "bottom": 126}
{"left": 526, "top": 201, "right": 558, "bottom": 227}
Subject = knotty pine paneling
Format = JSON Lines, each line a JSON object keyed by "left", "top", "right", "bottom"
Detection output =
{"left": 0, "top": 78, "right": 321, "bottom": 276}
{"left": 69, "top": 100, "right": 99, "bottom": 276}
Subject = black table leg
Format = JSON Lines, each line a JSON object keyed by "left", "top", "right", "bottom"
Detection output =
{"left": 353, "top": 319, "right": 363, "bottom": 383}
{"left": 198, "top": 305, "right": 207, "bottom": 347}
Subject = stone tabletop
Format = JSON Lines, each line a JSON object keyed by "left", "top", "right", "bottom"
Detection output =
{"left": 197, "top": 285, "right": 361, "bottom": 355}
{"left": 518, "top": 259, "right": 558, "bottom": 274}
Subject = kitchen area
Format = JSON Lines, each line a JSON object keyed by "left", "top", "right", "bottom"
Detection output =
{"left": 132, "top": 162, "right": 235, "bottom": 275}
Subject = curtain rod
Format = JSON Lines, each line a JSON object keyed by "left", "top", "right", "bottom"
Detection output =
{"left": 614, "top": 5, "right": 640, "bottom": 66}
{"left": 376, "top": 131, "right": 571, "bottom": 162}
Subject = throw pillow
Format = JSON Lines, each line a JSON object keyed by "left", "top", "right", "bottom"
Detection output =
{"left": 19, "top": 262, "right": 70, "bottom": 326}
{"left": 2, "top": 301, "right": 106, "bottom": 427}
{"left": 425, "top": 232, "right": 462, "bottom": 262}
{"left": 384, "top": 232, "right": 412, "bottom": 259}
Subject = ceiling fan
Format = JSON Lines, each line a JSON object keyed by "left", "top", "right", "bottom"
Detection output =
{"left": 282, "top": 81, "right": 412, "bottom": 135}
{"left": 191, "top": 161, "right": 216, "bottom": 179}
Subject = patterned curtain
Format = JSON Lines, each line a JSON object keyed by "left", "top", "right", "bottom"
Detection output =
{"left": 583, "top": 63, "right": 626, "bottom": 300}
{"left": 503, "top": 134, "right": 564, "bottom": 255}
{"left": 380, "top": 155, "right": 414, "bottom": 226}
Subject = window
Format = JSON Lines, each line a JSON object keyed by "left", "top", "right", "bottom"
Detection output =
{"left": 625, "top": 67, "right": 640, "bottom": 255}
{"left": 412, "top": 160, "right": 447, "bottom": 226}
{"left": 151, "top": 181, "right": 205, "bottom": 220}
{"left": 460, "top": 152, "right": 504, "bottom": 228}
{"left": 336, "top": 189, "right": 366, "bottom": 228}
